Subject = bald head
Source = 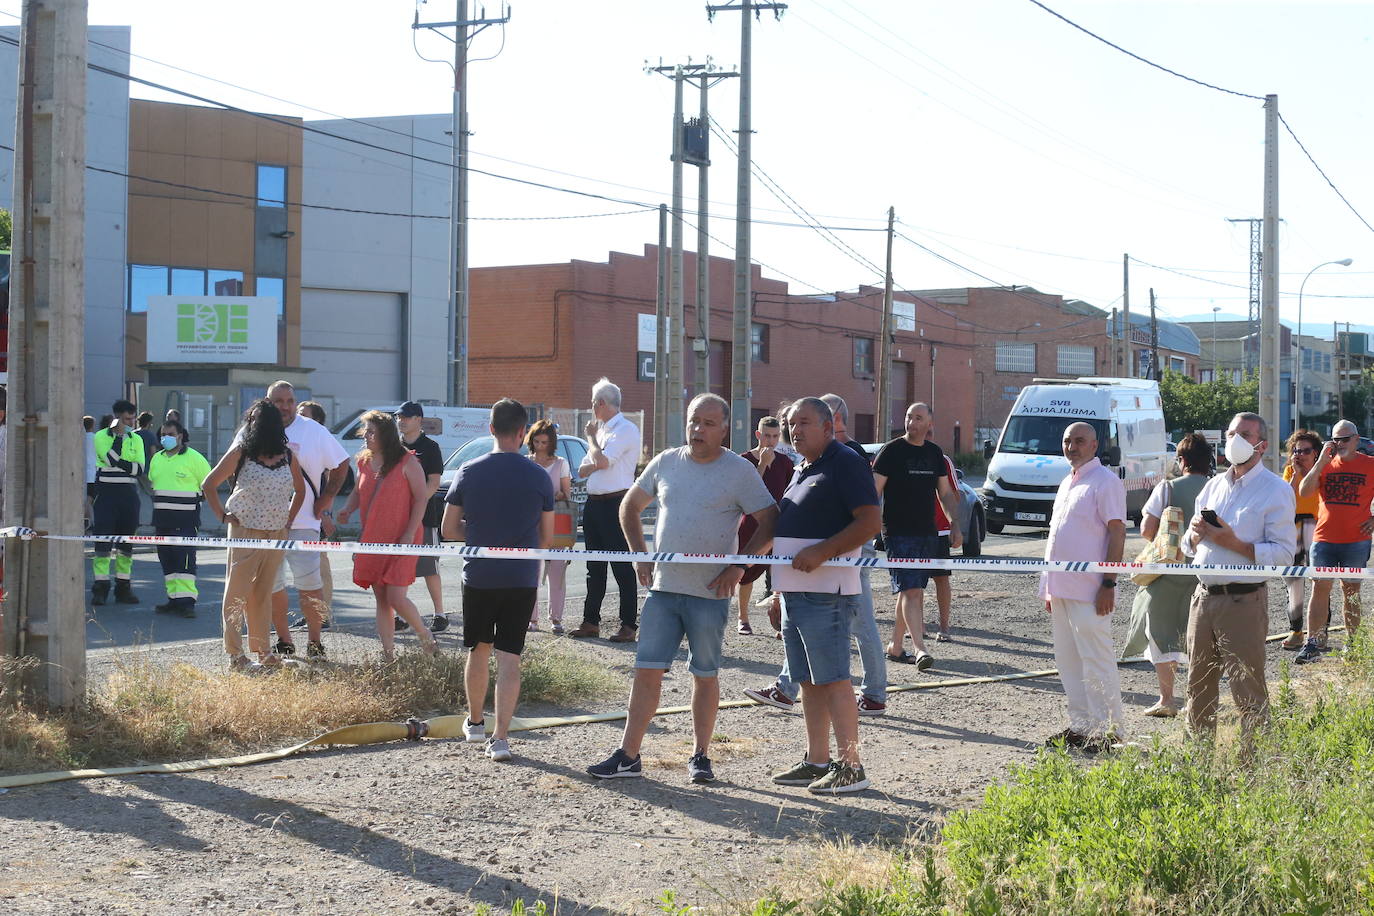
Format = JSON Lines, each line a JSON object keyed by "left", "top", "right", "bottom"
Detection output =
{"left": 1062, "top": 422, "right": 1098, "bottom": 469}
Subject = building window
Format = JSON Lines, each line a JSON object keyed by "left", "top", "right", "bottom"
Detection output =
{"left": 1199, "top": 368, "right": 1214, "bottom": 383}
{"left": 1324, "top": 352, "right": 1332, "bottom": 374}
{"left": 1056, "top": 344, "right": 1095, "bottom": 375}
{"left": 995, "top": 341, "right": 1035, "bottom": 373}
{"left": 256, "top": 276, "right": 285, "bottom": 316}
{"left": 893, "top": 300, "right": 916, "bottom": 332}
{"left": 750, "top": 322, "right": 769, "bottom": 363}
{"left": 853, "top": 337, "right": 874, "bottom": 377}
{"left": 256, "top": 164, "right": 286, "bottom": 208}
{"left": 128, "top": 264, "right": 168, "bottom": 313}
{"left": 171, "top": 267, "right": 206, "bottom": 296}
{"left": 127, "top": 265, "right": 245, "bottom": 312}
{"left": 1169, "top": 355, "right": 1186, "bottom": 374}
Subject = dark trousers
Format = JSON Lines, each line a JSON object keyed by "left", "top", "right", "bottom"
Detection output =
{"left": 92, "top": 485, "right": 139, "bottom": 582}
{"left": 581, "top": 496, "right": 638, "bottom": 628}
{"left": 156, "top": 525, "right": 199, "bottom": 607}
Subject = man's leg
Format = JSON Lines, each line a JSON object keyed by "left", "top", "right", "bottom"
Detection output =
{"left": 619, "top": 667, "right": 666, "bottom": 758}
{"left": 849, "top": 590, "right": 887, "bottom": 704}
{"left": 271, "top": 588, "right": 292, "bottom": 644}
{"left": 799, "top": 682, "right": 833, "bottom": 764}
{"left": 112, "top": 488, "right": 140, "bottom": 602}
{"left": 1218, "top": 589, "right": 1270, "bottom": 753}
{"left": 897, "top": 588, "right": 928, "bottom": 653}
{"left": 691, "top": 675, "right": 720, "bottom": 756}
{"left": 1340, "top": 579, "right": 1362, "bottom": 637}
{"left": 935, "top": 575, "right": 953, "bottom": 634}
{"left": 821, "top": 679, "right": 861, "bottom": 766}
{"left": 90, "top": 487, "right": 114, "bottom": 601}
{"left": 611, "top": 560, "right": 640, "bottom": 631}
{"left": 490, "top": 649, "right": 523, "bottom": 741}
{"left": 465, "top": 642, "right": 493, "bottom": 728}
{"left": 1185, "top": 591, "right": 1221, "bottom": 740}
{"left": 1066, "top": 597, "right": 1124, "bottom": 738}
{"left": 1049, "top": 597, "right": 1090, "bottom": 736}
{"left": 1306, "top": 578, "right": 1335, "bottom": 643}
{"left": 578, "top": 500, "right": 611, "bottom": 631}
{"left": 298, "top": 588, "right": 328, "bottom": 645}
{"left": 425, "top": 575, "right": 445, "bottom": 618}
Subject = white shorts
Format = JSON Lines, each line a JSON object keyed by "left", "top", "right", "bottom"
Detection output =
{"left": 273, "top": 527, "right": 324, "bottom": 593}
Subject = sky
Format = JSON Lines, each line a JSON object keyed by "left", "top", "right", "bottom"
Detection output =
{"left": 36, "top": 0, "right": 1374, "bottom": 337}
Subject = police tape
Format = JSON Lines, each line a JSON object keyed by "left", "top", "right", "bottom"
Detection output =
{"left": 0, "top": 525, "right": 1364, "bottom": 580}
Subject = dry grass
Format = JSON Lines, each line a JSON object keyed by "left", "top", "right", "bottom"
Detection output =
{"left": 641, "top": 731, "right": 764, "bottom": 771}
{"left": 0, "top": 643, "right": 620, "bottom": 774}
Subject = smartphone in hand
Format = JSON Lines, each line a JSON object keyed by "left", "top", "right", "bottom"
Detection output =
{"left": 1200, "top": 509, "right": 1223, "bottom": 528}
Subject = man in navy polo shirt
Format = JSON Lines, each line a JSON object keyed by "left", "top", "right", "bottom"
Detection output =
{"left": 761, "top": 397, "right": 881, "bottom": 794}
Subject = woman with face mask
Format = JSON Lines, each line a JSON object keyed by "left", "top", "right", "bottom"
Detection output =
{"left": 146, "top": 420, "right": 213, "bottom": 618}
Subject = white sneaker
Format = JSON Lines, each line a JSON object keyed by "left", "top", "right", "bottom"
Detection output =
{"left": 485, "top": 738, "right": 512, "bottom": 762}
{"left": 462, "top": 718, "right": 486, "bottom": 743}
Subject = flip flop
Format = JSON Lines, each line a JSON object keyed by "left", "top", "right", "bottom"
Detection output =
{"left": 886, "top": 651, "right": 917, "bottom": 664}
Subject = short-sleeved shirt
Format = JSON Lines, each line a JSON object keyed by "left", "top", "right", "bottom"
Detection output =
{"left": 1038, "top": 457, "right": 1127, "bottom": 602}
{"left": 1314, "top": 452, "right": 1374, "bottom": 544}
{"left": 873, "top": 438, "right": 949, "bottom": 538}
{"left": 774, "top": 439, "right": 881, "bottom": 595}
{"left": 634, "top": 446, "right": 777, "bottom": 599}
{"left": 446, "top": 450, "right": 554, "bottom": 589}
{"left": 586, "top": 411, "right": 641, "bottom": 495}
{"left": 233, "top": 415, "right": 349, "bottom": 534}
{"left": 1284, "top": 464, "right": 1320, "bottom": 518}
{"left": 406, "top": 432, "right": 445, "bottom": 528}
{"left": 933, "top": 454, "right": 958, "bottom": 535}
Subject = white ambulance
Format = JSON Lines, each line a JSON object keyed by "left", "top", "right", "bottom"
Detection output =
{"left": 979, "top": 377, "right": 1169, "bottom": 533}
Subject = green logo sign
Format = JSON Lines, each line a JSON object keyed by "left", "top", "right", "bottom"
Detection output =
{"left": 176, "top": 302, "right": 249, "bottom": 345}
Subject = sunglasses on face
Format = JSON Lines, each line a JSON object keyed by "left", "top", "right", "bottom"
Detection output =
{"left": 1334, "top": 436, "right": 1354, "bottom": 443}
{"left": 1292, "top": 447, "right": 1315, "bottom": 456}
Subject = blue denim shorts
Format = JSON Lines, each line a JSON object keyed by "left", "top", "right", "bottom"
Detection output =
{"left": 1311, "top": 539, "right": 1372, "bottom": 570}
{"left": 781, "top": 591, "right": 857, "bottom": 687}
{"left": 634, "top": 591, "right": 730, "bottom": 677}
{"left": 886, "top": 534, "right": 944, "bottom": 594}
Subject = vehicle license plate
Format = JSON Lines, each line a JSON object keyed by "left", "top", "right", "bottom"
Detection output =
{"left": 1014, "top": 511, "right": 1046, "bottom": 522}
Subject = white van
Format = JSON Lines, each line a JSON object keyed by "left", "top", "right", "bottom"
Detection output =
{"left": 979, "top": 377, "right": 1169, "bottom": 532}
{"left": 331, "top": 405, "right": 493, "bottom": 461}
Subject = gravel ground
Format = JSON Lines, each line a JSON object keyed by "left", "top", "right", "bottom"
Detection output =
{"left": 1, "top": 528, "right": 1325, "bottom": 915}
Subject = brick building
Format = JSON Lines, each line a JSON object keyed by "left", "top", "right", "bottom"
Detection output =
{"left": 470, "top": 245, "right": 978, "bottom": 455}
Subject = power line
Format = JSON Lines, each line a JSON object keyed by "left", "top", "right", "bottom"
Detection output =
{"left": 1128, "top": 255, "right": 1374, "bottom": 299}
{"left": 1278, "top": 113, "right": 1374, "bottom": 237}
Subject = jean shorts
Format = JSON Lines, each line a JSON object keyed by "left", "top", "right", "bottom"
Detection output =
{"left": 886, "top": 533, "right": 944, "bottom": 594}
{"left": 635, "top": 591, "right": 730, "bottom": 677}
{"left": 781, "top": 591, "right": 857, "bottom": 687}
{"left": 1311, "top": 539, "right": 1372, "bottom": 570}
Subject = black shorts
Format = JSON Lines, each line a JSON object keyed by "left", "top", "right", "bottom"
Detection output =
{"left": 462, "top": 585, "right": 537, "bottom": 655}
{"left": 930, "top": 535, "right": 952, "bottom": 578}
{"left": 415, "top": 526, "right": 440, "bottom": 578}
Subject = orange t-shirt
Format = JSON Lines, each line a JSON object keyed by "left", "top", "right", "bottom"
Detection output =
{"left": 1284, "top": 464, "right": 1320, "bottom": 517}
{"left": 1314, "top": 452, "right": 1374, "bottom": 543}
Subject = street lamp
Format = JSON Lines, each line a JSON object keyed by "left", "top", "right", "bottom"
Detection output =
{"left": 1296, "top": 258, "right": 1354, "bottom": 431}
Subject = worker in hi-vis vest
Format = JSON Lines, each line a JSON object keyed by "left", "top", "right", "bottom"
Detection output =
{"left": 91, "top": 399, "right": 146, "bottom": 605}
{"left": 147, "top": 419, "right": 212, "bottom": 617}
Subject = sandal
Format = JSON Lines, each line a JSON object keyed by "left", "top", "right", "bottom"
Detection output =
{"left": 886, "top": 650, "right": 917, "bottom": 664}
{"left": 738, "top": 621, "right": 753, "bottom": 635}
{"left": 528, "top": 620, "right": 541, "bottom": 632}
{"left": 551, "top": 621, "right": 565, "bottom": 635}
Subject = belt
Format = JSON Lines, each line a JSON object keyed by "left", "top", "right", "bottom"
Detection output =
{"left": 586, "top": 490, "right": 628, "bottom": 502}
{"left": 1204, "top": 582, "right": 1264, "bottom": 596}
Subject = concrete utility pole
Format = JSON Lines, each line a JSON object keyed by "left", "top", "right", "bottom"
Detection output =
{"left": 1149, "top": 289, "right": 1160, "bottom": 380}
{"left": 1121, "top": 254, "right": 1132, "bottom": 378}
{"left": 708, "top": 0, "right": 786, "bottom": 450}
{"left": 1335, "top": 321, "right": 1343, "bottom": 419}
{"left": 414, "top": 1, "right": 510, "bottom": 407}
{"left": 654, "top": 205, "right": 669, "bottom": 454}
{"left": 1260, "top": 94, "right": 1281, "bottom": 470}
{"left": 876, "top": 207, "right": 896, "bottom": 440}
{"left": 3, "top": 0, "right": 89, "bottom": 707}
{"left": 1226, "top": 217, "right": 1263, "bottom": 373}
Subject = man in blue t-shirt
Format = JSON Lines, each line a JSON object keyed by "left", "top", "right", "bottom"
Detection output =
{"left": 442, "top": 398, "right": 555, "bottom": 763}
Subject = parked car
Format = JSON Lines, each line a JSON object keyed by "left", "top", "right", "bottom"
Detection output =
{"left": 861, "top": 443, "right": 986, "bottom": 557}
{"left": 428, "top": 433, "right": 592, "bottom": 529}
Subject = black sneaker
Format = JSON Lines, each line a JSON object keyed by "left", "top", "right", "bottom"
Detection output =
{"left": 274, "top": 639, "right": 297, "bottom": 656}
{"left": 586, "top": 748, "right": 642, "bottom": 779}
{"left": 1295, "top": 640, "right": 1322, "bottom": 665}
{"left": 306, "top": 641, "right": 327, "bottom": 659}
{"left": 393, "top": 616, "right": 409, "bottom": 632}
{"left": 1043, "top": 728, "right": 1088, "bottom": 748}
{"left": 687, "top": 752, "right": 715, "bottom": 784}
{"left": 154, "top": 601, "right": 175, "bottom": 614}
{"left": 430, "top": 615, "right": 449, "bottom": 633}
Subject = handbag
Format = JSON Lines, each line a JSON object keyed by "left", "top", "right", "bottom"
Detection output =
{"left": 1130, "top": 481, "right": 1186, "bottom": 586}
{"left": 551, "top": 498, "right": 577, "bottom": 549}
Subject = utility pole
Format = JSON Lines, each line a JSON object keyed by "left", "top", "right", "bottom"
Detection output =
{"left": 1335, "top": 321, "right": 1343, "bottom": 419}
{"left": 654, "top": 205, "right": 669, "bottom": 454}
{"left": 1226, "top": 217, "right": 1263, "bottom": 373}
{"left": 1121, "top": 254, "right": 1132, "bottom": 378}
{"left": 708, "top": 0, "right": 786, "bottom": 450}
{"left": 1149, "top": 289, "right": 1160, "bottom": 380}
{"left": 3, "top": 0, "right": 89, "bottom": 706}
{"left": 1260, "top": 94, "right": 1281, "bottom": 470}
{"left": 414, "top": 1, "right": 510, "bottom": 407}
{"left": 876, "top": 207, "right": 895, "bottom": 440}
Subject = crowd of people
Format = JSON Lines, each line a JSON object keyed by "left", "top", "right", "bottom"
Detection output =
{"left": 73, "top": 374, "right": 1373, "bottom": 792}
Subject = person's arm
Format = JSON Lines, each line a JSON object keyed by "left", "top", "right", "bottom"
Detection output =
{"left": 316, "top": 461, "right": 349, "bottom": 519}
{"left": 335, "top": 458, "right": 362, "bottom": 525}
{"left": 937, "top": 475, "right": 963, "bottom": 550}
{"left": 539, "top": 510, "right": 555, "bottom": 550}
{"left": 200, "top": 446, "right": 240, "bottom": 524}
{"left": 1095, "top": 518, "right": 1127, "bottom": 616}
{"left": 285, "top": 456, "right": 307, "bottom": 531}
{"left": 402, "top": 457, "right": 428, "bottom": 539}
{"left": 872, "top": 472, "right": 887, "bottom": 497}
{"left": 423, "top": 472, "right": 442, "bottom": 501}
{"left": 1298, "top": 441, "right": 1335, "bottom": 498}
{"left": 441, "top": 502, "right": 465, "bottom": 542}
{"left": 580, "top": 420, "right": 608, "bottom": 476}
{"left": 619, "top": 485, "right": 656, "bottom": 587}
{"left": 791, "top": 505, "right": 883, "bottom": 572}
{"left": 1140, "top": 512, "right": 1161, "bottom": 542}
{"left": 558, "top": 473, "right": 573, "bottom": 501}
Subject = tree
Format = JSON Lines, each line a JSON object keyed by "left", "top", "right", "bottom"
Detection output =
{"left": 1160, "top": 369, "right": 1259, "bottom": 436}
{"left": 0, "top": 207, "right": 11, "bottom": 250}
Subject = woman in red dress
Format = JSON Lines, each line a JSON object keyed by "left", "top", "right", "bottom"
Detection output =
{"left": 338, "top": 411, "right": 435, "bottom": 659}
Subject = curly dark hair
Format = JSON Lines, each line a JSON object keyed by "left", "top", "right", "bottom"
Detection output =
{"left": 524, "top": 419, "right": 559, "bottom": 457}
{"left": 1286, "top": 429, "right": 1322, "bottom": 458}
{"left": 1175, "top": 432, "right": 1213, "bottom": 474}
{"left": 238, "top": 398, "right": 289, "bottom": 460}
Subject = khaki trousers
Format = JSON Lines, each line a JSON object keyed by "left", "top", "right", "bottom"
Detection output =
{"left": 221, "top": 523, "right": 288, "bottom": 659}
{"left": 1186, "top": 585, "right": 1269, "bottom": 744}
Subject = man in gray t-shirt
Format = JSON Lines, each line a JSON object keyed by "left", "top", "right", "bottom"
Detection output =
{"left": 585, "top": 394, "right": 778, "bottom": 785}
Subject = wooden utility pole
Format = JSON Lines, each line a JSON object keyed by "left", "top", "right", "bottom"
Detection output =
{"left": 876, "top": 207, "right": 895, "bottom": 440}
{"left": 1121, "top": 254, "right": 1132, "bottom": 377}
{"left": 3, "top": 0, "right": 89, "bottom": 707}
{"left": 1260, "top": 94, "right": 1281, "bottom": 470}
{"left": 1335, "top": 321, "right": 1343, "bottom": 420}
{"left": 653, "top": 205, "right": 669, "bottom": 454}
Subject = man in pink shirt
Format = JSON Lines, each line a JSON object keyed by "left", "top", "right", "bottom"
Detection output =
{"left": 1040, "top": 421, "right": 1127, "bottom": 753}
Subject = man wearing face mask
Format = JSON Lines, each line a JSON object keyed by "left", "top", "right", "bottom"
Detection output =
{"left": 1181, "top": 412, "right": 1295, "bottom": 748}
{"left": 147, "top": 420, "right": 212, "bottom": 617}
{"left": 1294, "top": 419, "right": 1374, "bottom": 664}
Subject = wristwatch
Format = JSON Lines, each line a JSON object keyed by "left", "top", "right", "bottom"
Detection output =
{"left": 1100, "top": 579, "right": 1117, "bottom": 589}
{"left": 733, "top": 563, "right": 750, "bottom": 571}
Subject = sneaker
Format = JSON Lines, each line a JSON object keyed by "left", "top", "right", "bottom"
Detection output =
{"left": 744, "top": 684, "right": 796, "bottom": 711}
{"left": 1281, "top": 629, "right": 1305, "bottom": 650}
{"left": 1295, "top": 640, "right": 1322, "bottom": 665}
{"left": 1315, "top": 629, "right": 1330, "bottom": 651}
{"left": 857, "top": 696, "right": 887, "bottom": 716}
{"left": 1043, "top": 727, "right": 1088, "bottom": 748}
{"left": 551, "top": 621, "right": 565, "bottom": 635}
{"left": 485, "top": 738, "right": 513, "bottom": 762}
{"left": 289, "top": 614, "right": 310, "bottom": 631}
{"left": 914, "top": 650, "right": 934, "bottom": 672}
{"left": 687, "top": 752, "right": 715, "bottom": 784}
{"left": 274, "top": 639, "right": 296, "bottom": 657}
{"left": 393, "top": 616, "right": 409, "bottom": 632}
{"left": 935, "top": 630, "right": 952, "bottom": 643}
{"left": 229, "top": 655, "right": 261, "bottom": 674}
{"left": 306, "top": 640, "right": 327, "bottom": 660}
{"left": 1078, "top": 735, "right": 1120, "bottom": 756}
{"left": 808, "top": 762, "right": 870, "bottom": 794}
{"left": 462, "top": 719, "right": 486, "bottom": 743}
{"left": 587, "top": 748, "right": 642, "bottom": 779}
{"left": 737, "top": 620, "right": 754, "bottom": 636}
{"left": 772, "top": 759, "right": 831, "bottom": 786}
{"left": 430, "top": 615, "right": 449, "bottom": 633}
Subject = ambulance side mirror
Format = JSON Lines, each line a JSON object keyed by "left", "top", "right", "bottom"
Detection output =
{"left": 1103, "top": 445, "right": 1122, "bottom": 467}
{"left": 982, "top": 439, "right": 995, "bottom": 460}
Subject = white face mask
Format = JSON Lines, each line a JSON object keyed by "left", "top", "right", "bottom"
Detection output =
{"left": 1225, "top": 433, "right": 1255, "bottom": 466}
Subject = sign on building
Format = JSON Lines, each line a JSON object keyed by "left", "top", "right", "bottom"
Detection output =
{"left": 146, "top": 296, "right": 279, "bottom": 363}
{"left": 636, "top": 313, "right": 669, "bottom": 382}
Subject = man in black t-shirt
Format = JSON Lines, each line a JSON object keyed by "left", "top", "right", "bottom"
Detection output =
{"left": 398, "top": 401, "right": 449, "bottom": 633}
{"left": 873, "top": 402, "right": 961, "bottom": 670}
